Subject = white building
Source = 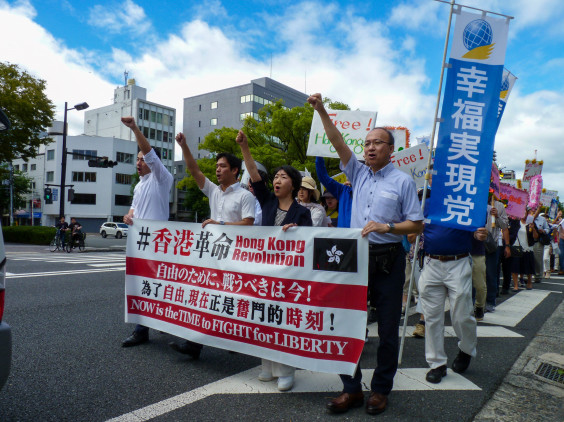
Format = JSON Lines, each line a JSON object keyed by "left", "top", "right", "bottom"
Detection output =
{"left": 84, "top": 79, "right": 176, "bottom": 175}
{"left": 13, "top": 123, "right": 137, "bottom": 232}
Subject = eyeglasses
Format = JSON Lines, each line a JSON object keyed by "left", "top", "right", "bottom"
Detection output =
{"left": 364, "top": 139, "right": 390, "bottom": 147}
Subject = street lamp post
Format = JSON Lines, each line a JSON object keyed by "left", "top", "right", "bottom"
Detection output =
{"left": 59, "top": 101, "right": 89, "bottom": 219}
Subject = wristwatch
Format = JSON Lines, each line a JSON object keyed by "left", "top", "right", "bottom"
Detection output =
{"left": 387, "top": 222, "right": 395, "bottom": 233}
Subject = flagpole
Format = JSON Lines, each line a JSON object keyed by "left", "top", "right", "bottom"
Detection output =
{"left": 398, "top": 0, "right": 457, "bottom": 365}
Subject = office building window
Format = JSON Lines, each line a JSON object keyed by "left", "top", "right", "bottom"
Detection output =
{"left": 143, "top": 126, "right": 149, "bottom": 137}
{"left": 163, "top": 131, "right": 169, "bottom": 143}
{"left": 46, "top": 171, "right": 54, "bottom": 182}
{"left": 210, "top": 118, "right": 217, "bottom": 126}
{"left": 199, "top": 104, "right": 202, "bottom": 111}
{"left": 115, "top": 173, "right": 132, "bottom": 185}
{"left": 115, "top": 195, "right": 132, "bottom": 206}
{"left": 157, "top": 130, "right": 162, "bottom": 141}
{"left": 14, "top": 165, "right": 19, "bottom": 171}
{"left": 72, "top": 150, "right": 97, "bottom": 160}
{"left": 144, "top": 109, "right": 150, "bottom": 120}
{"left": 116, "top": 152, "right": 134, "bottom": 164}
{"left": 163, "top": 114, "right": 170, "bottom": 126}
{"left": 72, "top": 172, "right": 97, "bottom": 182}
{"left": 22, "top": 164, "right": 28, "bottom": 172}
{"left": 138, "top": 108, "right": 143, "bottom": 120}
{"left": 72, "top": 193, "right": 96, "bottom": 205}
{"left": 47, "top": 149, "right": 55, "bottom": 160}
{"left": 211, "top": 101, "right": 218, "bottom": 109}
{"left": 150, "top": 111, "right": 156, "bottom": 122}
{"left": 31, "top": 164, "right": 36, "bottom": 171}
{"left": 150, "top": 128, "right": 156, "bottom": 139}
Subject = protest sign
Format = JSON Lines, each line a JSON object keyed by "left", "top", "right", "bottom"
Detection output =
{"left": 548, "top": 198, "right": 559, "bottom": 220}
{"left": 390, "top": 144, "right": 430, "bottom": 189}
{"left": 307, "top": 109, "right": 377, "bottom": 159}
{"left": 499, "top": 183, "right": 528, "bottom": 219}
{"left": 126, "top": 220, "right": 369, "bottom": 376}
{"left": 528, "top": 174, "right": 543, "bottom": 209}
{"left": 426, "top": 11, "right": 510, "bottom": 231}
{"left": 523, "top": 161, "right": 542, "bottom": 182}
{"left": 540, "top": 189, "right": 558, "bottom": 207}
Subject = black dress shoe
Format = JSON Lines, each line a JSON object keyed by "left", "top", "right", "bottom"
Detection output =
{"left": 169, "top": 341, "right": 201, "bottom": 359}
{"left": 121, "top": 331, "right": 149, "bottom": 347}
{"left": 326, "top": 392, "right": 364, "bottom": 413}
{"left": 426, "top": 365, "right": 447, "bottom": 383}
{"left": 365, "top": 392, "right": 387, "bottom": 415}
{"left": 452, "top": 349, "right": 472, "bottom": 373}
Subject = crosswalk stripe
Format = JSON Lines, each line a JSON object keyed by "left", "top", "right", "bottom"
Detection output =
{"left": 6, "top": 267, "right": 125, "bottom": 278}
{"left": 481, "top": 290, "right": 552, "bottom": 327}
{"left": 105, "top": 366, "right": 480, "bottom": 422}
{"left": 368, "top": 325, "right": 522, "bottom": 338}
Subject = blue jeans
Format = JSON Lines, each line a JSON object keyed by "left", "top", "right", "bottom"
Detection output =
{"left": 56, "top": 230, "right": 66, "bottom": 247}
{"left": 485, "top": 248, "right": 500, "bottom": 306}
{"left": 560, "top": 239, "right": 564, "bottom": 271}
{"left": 340, "top": 246, "right": 404, "bottom": 395}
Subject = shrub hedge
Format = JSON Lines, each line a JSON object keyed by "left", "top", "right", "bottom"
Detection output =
{"left": 2, "top": 226, "right": 57, "bottom": 245}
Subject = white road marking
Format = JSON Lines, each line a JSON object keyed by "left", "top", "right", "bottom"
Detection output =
{"left": 106, "top": 367, "right": 480, "bottom": 422}
{"left": 540, "top": 281, "right": 564, "bottom": 286}
{"left": 6, "top": 267, "right": 125, "bottom": 278}
{"left": 368, "top": 324, "right": 522, "bottom": 338}
{"left": 481, "top": 290, "right": 552, "bottom": 327}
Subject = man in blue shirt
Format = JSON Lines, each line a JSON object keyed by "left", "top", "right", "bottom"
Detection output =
{"left": 308, "top": 94, "right": 424, "bottom": 415}
{"left": 419, "top": 218, "right": 487, "bottom": 383}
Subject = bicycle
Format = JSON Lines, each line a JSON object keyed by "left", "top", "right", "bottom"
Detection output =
{"left": 66, "top": 232, "right": 86, "bottom": 253}
{"left": 49, "top": 230, "right": 68, "bottom": 252}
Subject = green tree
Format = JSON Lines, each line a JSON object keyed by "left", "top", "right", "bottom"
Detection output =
{"left": 177, "top": 98, "right": 350, "bottom": 218}
{"left": 0, "top": 166, "right": 32, "bottom": 215}
{"left": 0, "top": 62, "right": 56, "bottom": 163}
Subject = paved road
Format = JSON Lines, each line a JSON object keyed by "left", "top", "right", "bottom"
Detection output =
{"left": 0, "top": 246, "right": 562, "bottom": 421}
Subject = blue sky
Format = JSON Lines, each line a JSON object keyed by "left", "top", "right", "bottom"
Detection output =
{"left": 1, "top": 0, "right": 564, "bottom": 195}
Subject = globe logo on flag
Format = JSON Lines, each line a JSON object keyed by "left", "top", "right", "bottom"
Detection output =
{"left": 500, "top": 74, "right": 510, "bottom": 99}
{"left": 462, "top": 19, "right": 494, "bottom": 60}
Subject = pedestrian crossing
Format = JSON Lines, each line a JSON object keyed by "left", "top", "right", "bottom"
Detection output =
{"left": 5, "top": 252, "right": 125, "bottom": 278}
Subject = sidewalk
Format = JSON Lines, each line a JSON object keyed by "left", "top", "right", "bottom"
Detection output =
{"left": 474, "top": 298, "right": 564, "bottom": 421}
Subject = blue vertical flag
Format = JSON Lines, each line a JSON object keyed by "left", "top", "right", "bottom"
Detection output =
{"left": 427, "top": 10, "right": 510, "bottom": 231}
{"left": 495, "top": 68, "right": 517, "bottom": 132}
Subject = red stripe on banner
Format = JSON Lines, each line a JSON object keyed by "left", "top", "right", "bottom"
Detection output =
{"left": 126, "top": 256, "right": 367, "bottom": 311}
{"left": 127, "top": 296, "right": 365, "bottom": 363}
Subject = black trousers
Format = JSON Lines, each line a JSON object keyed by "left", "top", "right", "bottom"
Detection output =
{"left": 340, "top": 245, "right": 405, "bottom": 395}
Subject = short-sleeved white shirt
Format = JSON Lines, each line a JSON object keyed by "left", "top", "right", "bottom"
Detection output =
{"left": 201, "top": 178, "right": 255, "bottom": 223}
{"left": 131, "top": 149, "right": 173, "bottom": 220}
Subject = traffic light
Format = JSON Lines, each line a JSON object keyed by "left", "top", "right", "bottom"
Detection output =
{"left": 88, "top": 156, "right": 118, "bottom": 168}
{"left": 67, "top": 188, "right": 75, "bottom": 202}
{"left": 44, "top": 187, "right": 52, "bottom": 204}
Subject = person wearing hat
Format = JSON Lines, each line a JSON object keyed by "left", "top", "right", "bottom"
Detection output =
{"left": 322, "top": 190, "right": 339, "bottom": 227}
{"left": 297, "top": 176, "right": 330, "bottom": 227}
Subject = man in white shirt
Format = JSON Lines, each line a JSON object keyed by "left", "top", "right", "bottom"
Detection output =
{"left": 169, "top": 132, "right": 255, "bottom": 358}
{"left": 120, "top": 117, "right": 173, "bottom": 347}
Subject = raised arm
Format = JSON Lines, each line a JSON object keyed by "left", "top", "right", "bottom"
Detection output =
{"left": 235, "top": 130, "right": 261, "bottom": 183}
{"left": 121, "top": 117, "right": 151, "bottom": 155}
{"left": 307, "top": 93, "right": 353, "bottom": 166}
{"left": 175, "top": 132, "right": 206, "bottom": 189}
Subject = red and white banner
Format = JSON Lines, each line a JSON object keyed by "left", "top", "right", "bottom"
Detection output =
{"left": 126, "top": 220, "right": 369, "bottom": 376}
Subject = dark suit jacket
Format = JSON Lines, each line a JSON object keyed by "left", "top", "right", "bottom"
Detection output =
{"left": 252, "top": 180, "right": 313, "bottom": 227}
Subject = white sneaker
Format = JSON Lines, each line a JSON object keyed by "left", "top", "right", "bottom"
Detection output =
{"left": 258, "top": 371, "right": 274, "bottom": 382}
{"left": 277, "top": 375, "right": 294, "bottom": 391}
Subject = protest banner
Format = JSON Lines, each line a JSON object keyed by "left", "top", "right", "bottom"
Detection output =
{"left": 426, "top": 11, "right": 510, "bottom": 231}
{"left": 548, "top": 198, "right": 559, "bottom": 220}
{"left": 495, "top": 68, "right": 517, "bottom": 131}
{"left": 126, "top": 220, "right": 369, "bottom": 376}
{"left": 540, "top": 189, "right": 558, "bottom": 207}
{"left": 499, "top": 183, "right": 528, "bottom": 219}
{"left": 307, "top": 109, "right": 377, "bottom": 159}
{"left": 390, "top": 144, "right": 430, "bottom": 189}
{"left": 523, "top": 160, "right": 543, "bottom": 182}
{"left": 528, "top": 174, "right": 543, "bottom": 209}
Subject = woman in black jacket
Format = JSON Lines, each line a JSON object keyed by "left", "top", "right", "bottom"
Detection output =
{"left": 236, "top": 130, "right": 312, "bottom": 391}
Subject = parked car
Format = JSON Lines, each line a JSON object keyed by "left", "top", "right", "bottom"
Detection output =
{"left": 1, "top": 108, "right": 12, "bottom": 391}
{"left": 99, "top": 222, "right": 128, "bottom": 238}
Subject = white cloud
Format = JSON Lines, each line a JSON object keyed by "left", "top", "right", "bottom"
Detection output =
{"left": 87, "top": 0, "right": 151, "bottom": 36}
{"left": 1, "top": 0, "right": 563, "bottom": 196}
